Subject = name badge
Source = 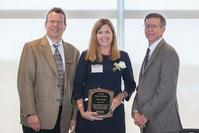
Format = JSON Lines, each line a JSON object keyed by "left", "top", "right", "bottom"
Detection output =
{"left": 91, "top": 64, "right": 103, "bottom": 73}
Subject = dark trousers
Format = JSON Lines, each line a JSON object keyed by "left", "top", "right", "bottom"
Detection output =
{"left": 22, "top": 106, "right": 62, "bottom": 133}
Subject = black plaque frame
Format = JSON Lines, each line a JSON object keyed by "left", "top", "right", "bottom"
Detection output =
{"left": 88, "top": 87, "right": 114, "bottom": 118}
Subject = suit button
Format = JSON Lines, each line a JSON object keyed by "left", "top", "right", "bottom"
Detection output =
{"left": 56, "top": 99, "right": 60, "bottom": 102}
{"left": 58, "top": 85, "right": 60, "bottom": 87}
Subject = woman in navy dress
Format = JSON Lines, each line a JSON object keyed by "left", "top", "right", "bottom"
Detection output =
{"left": 72, "top": 18, "right": 136, "bottom": 133}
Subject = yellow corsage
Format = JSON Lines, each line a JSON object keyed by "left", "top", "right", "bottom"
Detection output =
{"left": 112, "top": 61, "right": 126, "bottom": 72}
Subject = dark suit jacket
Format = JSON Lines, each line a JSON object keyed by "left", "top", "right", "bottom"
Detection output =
{"left": 17, "top": 36, "right": 79, "bottom": 133}
{"left": 132, "top": 39, "right": 182, "bottom": 133}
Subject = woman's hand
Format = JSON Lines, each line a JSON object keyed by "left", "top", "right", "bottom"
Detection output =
{"left": 69, "top": 119, "right": 76, "bottom": 133}
{"left": 76, "top": 99, "right": 103, "bottom": 121}
{"left": 110, "top": 92, "right": 126, "bottom": 113}
{"left": 80, "top": 111, "right": 103, "bottom": 121}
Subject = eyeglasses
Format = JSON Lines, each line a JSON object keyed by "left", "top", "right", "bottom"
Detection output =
{"left": 48, "top": 20, "right": 64, "bottom": 25}
{"left": 144, "top": 25, "right": 161, "bottom": 29}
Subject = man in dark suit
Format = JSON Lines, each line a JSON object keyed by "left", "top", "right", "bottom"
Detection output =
{"left": 17, "top": 7, "right": 79, "bottom": 133}
{"left": 132, "top": 13, "right": 182, "bottom": 133}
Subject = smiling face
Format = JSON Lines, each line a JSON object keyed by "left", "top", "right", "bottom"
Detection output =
{"left": 144, "top": 17, "right": 165, "bottom": 45}
{"left": 96, "top": 24, "right": 113, "bottom": 48}
{"left": 45, "top": 12, "right": 66, "bottom": 43}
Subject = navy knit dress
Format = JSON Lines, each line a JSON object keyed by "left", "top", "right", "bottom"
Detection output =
{"left": 73, "top": 50, "right": 136, "bottom": 133}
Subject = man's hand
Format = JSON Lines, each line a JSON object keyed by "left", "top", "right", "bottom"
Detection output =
{"left": 133, "top": 112, "right": 148, "bottom": 128}
{"left": 27, "top": 115, "right": 40, "bottom": 132}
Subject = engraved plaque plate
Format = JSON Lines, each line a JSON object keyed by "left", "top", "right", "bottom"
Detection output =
{"left": 88, "top": 88, "right": 114, "bottom": 118}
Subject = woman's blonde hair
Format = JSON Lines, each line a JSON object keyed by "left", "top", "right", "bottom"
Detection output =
{"left": 85, "top": 18, "right": 120, "bottom": 62}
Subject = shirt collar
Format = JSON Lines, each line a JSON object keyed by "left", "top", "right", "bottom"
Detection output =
{"left": 46, "top": 35, "right": 63, "bottom": 46}
{"left": 148, "top": 37, "right": 163, "bottom": 53}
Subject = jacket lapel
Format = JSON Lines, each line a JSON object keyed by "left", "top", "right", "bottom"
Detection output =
{"left": 142, "top": 39, "right": 166, "bottom": 75}
{"left": 40, "top": 36, "right": 58, "bottom": 75}
{"left": 63, "top": 42, "right": 73, "bottom": 98}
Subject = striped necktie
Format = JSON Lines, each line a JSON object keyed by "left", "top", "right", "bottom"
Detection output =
{"left": 53, "top": 44, "right": 64, "bottom": 106}
{"left": 143, "top": 48, "right": 150, "bottom": 70}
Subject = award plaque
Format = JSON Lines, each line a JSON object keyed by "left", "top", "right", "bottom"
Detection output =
{"left": 88, "top": 87, "right": 114, "bottom": 118}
